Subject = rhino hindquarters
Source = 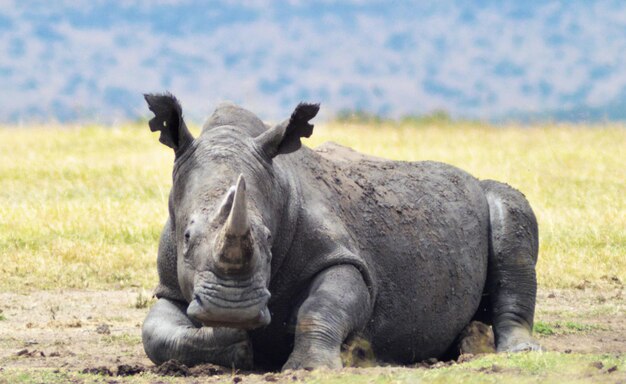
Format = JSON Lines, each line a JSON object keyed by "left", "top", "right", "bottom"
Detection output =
{"left": 480, "top": 180, "right": 541, "bottom": 352}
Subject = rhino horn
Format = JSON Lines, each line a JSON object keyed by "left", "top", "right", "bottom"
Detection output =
{"left": 215, "top": 174, "right": 254, "bottom": 275}
{"left": 225, "top": 174, "right": 250, "bottom": 237}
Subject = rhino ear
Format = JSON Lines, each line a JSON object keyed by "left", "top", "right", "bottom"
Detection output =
{"left": 255, "top": 102, "right": 320, "bottom": 158}
{"left": 144, "top": 93, "right": 194, "bottom": 153}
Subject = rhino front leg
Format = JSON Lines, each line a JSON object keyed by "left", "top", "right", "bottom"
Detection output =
{"left": 142, "top": 298, "right": 253, "bottom": 368}
{"left": 283, "top": 264, "right": 371, "bottom": 371}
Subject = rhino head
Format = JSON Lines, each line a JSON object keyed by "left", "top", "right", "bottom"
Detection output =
{"left": 145, "top": 93, "right": 319, "bottom": 330}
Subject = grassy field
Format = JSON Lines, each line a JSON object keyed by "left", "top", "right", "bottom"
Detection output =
{"left": 0, "top": 121, "right": 624, "bottom": 291}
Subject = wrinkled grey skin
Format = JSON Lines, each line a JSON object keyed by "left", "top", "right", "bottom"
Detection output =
{"left": 141, "top": 93, "right": 540, "bottom": 371}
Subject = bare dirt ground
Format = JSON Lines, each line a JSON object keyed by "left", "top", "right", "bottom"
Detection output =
{"left": 0, "top": 285, "right": 624, "bottom": 381}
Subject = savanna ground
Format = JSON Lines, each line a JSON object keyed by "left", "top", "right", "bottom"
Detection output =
{"left": 0, "top": 119, "right": 624, "bottom": 383}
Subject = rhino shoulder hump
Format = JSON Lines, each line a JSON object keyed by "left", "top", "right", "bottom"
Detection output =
{"left": 314, "top": 142, "right": 387, "bottom": 164}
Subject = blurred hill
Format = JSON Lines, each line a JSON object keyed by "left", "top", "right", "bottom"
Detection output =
{"left": 2, "top": 1, "right": 626, "bottom": 123}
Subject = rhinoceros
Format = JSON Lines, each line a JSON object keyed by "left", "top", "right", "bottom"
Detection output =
{"left": 141, "top": 93, "right": 540, "bottom": 370}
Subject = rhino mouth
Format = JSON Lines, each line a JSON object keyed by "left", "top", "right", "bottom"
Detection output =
{"left": 187, "top": 279, "right": 271, "bottom": 329}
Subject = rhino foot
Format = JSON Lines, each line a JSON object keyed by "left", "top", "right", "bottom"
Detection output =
{"left": 282, "top": 350, "right": 342, "bottom": 371}
{"left": 501, "top": 340, "right": 542, "bottom": 353}
{"left": 221, "top": 339, "right": 254, "bottom": 370}
{"left": 496, "top": 327, "right": 542, "bottom": 353}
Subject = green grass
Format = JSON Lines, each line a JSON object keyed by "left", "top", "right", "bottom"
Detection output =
{"left": 533, "top": 321, "right": 557, "bottom": 336}
{"left": 0, "top": 122, "right": 624, "bottom": 291}
{"left": 0, "top": 353, "right": 624, "bottom": 383}
{"left": 533, "top": 321, "right": 607, "bottom": 336}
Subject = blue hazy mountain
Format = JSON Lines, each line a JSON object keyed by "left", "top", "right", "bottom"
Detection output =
{"left": 2, "top": 1, "right": 626, "bottom": 123}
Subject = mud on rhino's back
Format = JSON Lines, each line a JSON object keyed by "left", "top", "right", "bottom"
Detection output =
{"left": 312, "top": 141, "right": 489, "bottom": 242}
{"left": 314, "top": 142, "right": 490, "bottom": 362}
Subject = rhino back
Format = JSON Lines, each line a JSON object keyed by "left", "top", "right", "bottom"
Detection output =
{"left": 306, "top": 143, "right": 490, "bottom": 362}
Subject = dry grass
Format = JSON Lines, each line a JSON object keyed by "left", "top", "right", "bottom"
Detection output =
{"left": 0, "top": 126, "right": 169, "bottom": 290}
{"left": 0, "top": 122, "right": 624, "bottom": 290}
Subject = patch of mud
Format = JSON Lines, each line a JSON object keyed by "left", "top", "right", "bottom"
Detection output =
{"left": 535, "top": 285, "right": 625, "bottom": 353}
{"left": 0, "top": 290, "right": 151, "bottom": 371}
{"left": 154, "top": 359, "right": 191, "bottom": 377}
{"left": 81, "top": 366, "right": 113, "bottom": 376}
{"left": 0, "top": 287, "right": 624, "bottom": 380}
{"left": 152, "top": 360, "right": 236, "bottom": 377}
{"left": 117, "top": 364, "right": 146, "bottom": 376}
{"left": 189, "top": 363, "right": 228, "bottom": 377}
{"left": 75, "top": 359, "right": 313, "bottom": 383}
{"left": 15, "top": 348, "right": 46, "bottom": 358}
